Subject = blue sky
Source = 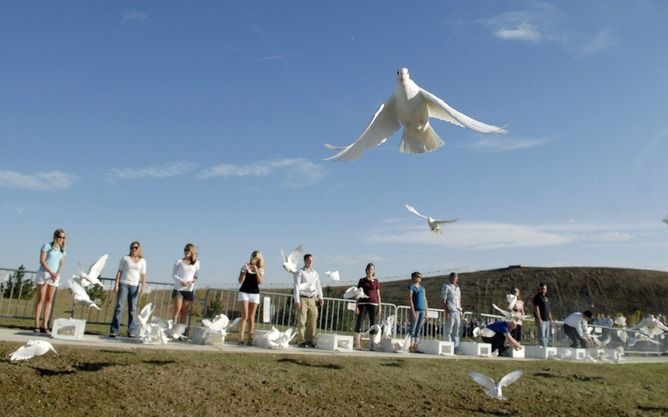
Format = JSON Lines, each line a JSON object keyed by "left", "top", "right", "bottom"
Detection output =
{"left": 1, "top": 1, "right": 667, "bottom": 289}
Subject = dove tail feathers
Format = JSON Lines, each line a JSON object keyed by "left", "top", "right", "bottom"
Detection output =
{"left": 399, "top": 125, "right": 444, "bottom": 154}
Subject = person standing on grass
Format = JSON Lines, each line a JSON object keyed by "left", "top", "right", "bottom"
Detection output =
{"left": 290, "top": 254, "right": 323, "bottom": 348}
{"left": 237, "top": 250, "right": 264, "bottom": 346}
{"left": 110, "top": 241, "right": 147, "bottom": 338}
{"left": 533, "top": 283, "right": 553, "bottom": 347}
{"left": 33, "top": 228, "right": 67, "bottom": 335}
{"left": 407, "top": 271, "right": 427, "bottom": 353}
{"left": 171, "top": 243, "right": 200, "bottom": 325}
{"left": 442, "top": 272, "right": 462, "bottom": 349}
{"left": 353, "top": 263, "right": 382, "bottom": 351}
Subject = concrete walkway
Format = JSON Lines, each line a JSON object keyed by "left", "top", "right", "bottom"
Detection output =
{"left": 1, "top": 327, "right": 665, "bottom": 363}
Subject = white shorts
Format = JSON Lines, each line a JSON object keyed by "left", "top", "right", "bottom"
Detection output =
{"left": 237, "top": 292, "right": 260, "bottom": 304}
{"left": 34, "top": 270, "right": 60, "bottom": 287}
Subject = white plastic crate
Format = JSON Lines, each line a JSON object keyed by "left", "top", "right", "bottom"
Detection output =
{"left": 418, "top": 340, "right": 454, "bottom": 356}
{"left": 525, "top": 346, "right": 558, "bottom": 359}
{"left": 458, "top": 341, "right": 492, "bottom": 357}
{"left": 51, "top": 318, "right": 86, "bottom": 341}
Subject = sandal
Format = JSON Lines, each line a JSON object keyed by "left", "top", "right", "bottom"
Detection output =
{"left": 40, "top": 327, "right": 51, "bottom": 336}
{"left": 33, "top": 328, "right": 40, "bottom": 334}
{"left": 247, "top": 335, "right": 254, "bottom": 346}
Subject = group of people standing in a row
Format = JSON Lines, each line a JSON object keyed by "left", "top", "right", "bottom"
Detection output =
{"left": 32, "top": 229, "right": 202, "bottom": 337}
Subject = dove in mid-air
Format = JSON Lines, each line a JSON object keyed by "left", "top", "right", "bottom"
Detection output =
{"left": 326, "top": 271, "right": 340, "bottom": 281}
{"left": 469, "top": 370, "right": 523, "bottom": 401}
{"left": 343, "top": 286, "right": 369, "bottom": 300}
{"left": 9, "top": 340, "right": 58, "bottom": 362}
{"left": 76, "top": 254, "right": 108, "bottom": 288}
{"left": 405, "top": 204, "right": 458, "bottom": 233}
{"left": 281, "top": 245, "right": 303, "bottom": 274}
{"left": 68, "top": 277, "right": 100, "bottom": 310}
{"left": 325, "top": 67, "right": 507, "bottom": 161}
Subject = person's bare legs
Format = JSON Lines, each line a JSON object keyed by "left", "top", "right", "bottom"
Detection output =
{"left": 33, "top": 284, "right": 47, "bottom": 330}
{"left": 238, "top": 300, "right": 249, "bottom": 344}
{"left": 247, "top": 302, "right": 258, "bottom": 345}
{"left": 172, "top": 297, "right": 183, "bottom": 322}
{"left": 41, "top": 285, "right": 57, "bottom": 331}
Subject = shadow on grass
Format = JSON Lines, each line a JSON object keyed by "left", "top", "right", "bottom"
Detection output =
{"left": 533, "top": 371, "right": 603, "bottom": 382}
{"left": 637, "top": 405, "right": 668, "bottom": 413}
{"left": 277, "top": 358, "right": 343, "bottom": 370}
{"left": 142, "top": 359, "right": 176, "bottom": 366}
{"left": 380, "top": 359, "right": 407, "bottom": 368}
{"left": 33, "top": 362, "right": 115, "bottom": 376}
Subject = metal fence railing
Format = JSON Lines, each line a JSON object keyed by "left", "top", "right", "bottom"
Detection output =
{"left": 1, "top": 265, "right": 666, "bottom": 352}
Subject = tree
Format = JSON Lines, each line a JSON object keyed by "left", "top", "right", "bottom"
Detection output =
{"left": 2, "top": 265, "right": 35, "bottom": 300}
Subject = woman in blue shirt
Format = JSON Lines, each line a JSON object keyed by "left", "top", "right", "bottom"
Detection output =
{"left": 407, "top": 271, "right": 428, "bottom": 353}
{"left": 33, "top": 229, "right": 66, "bottom": 334}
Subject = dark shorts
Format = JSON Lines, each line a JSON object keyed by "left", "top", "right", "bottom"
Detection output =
{"left": 171, "top": 289, "right": 194, "bottom": 302}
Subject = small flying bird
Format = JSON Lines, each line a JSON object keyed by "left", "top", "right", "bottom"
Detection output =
{"left": 76, "top": 254, "right": 108, "bottom": 288}
{"left": 9, "top": 340, "right": 58, "bottom": 362}
{"left": 68, "top": 277, "right": 101, "bottom": 310}
{"left": 472, "top": 326, "right": 496, "bottom": 338}
{"left": 662, "top": 215, "right": 668, "bottom": 225}
{"left": 469, "top": 370, "right": 523, "bottom": 401}
{"left": 326, "top": 271, "right": 340, "bottom": 281}
{"left": 343, "top": 286, "right": 369, "bottom": 299}
{"left": 405, "top": 204, "right": 458, "bottom": 233}
{"left": 325, "top": 67, "right": 507, "bottom": 161}
{"left": 281, "top": 244, "right": 303, "bottom": 274}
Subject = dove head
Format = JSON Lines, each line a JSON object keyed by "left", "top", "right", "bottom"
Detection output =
{"left": 396, "top": 67, "right": 410, "bottom": 82}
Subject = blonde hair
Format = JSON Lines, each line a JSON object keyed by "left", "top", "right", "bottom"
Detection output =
{"left": 250, "top": 250, "right": 264, "bottom": 269}
{"left": 128, "top": 241, "right": 143, "bottom": 258}
{"left": 184, "top": 243, "right": 197, "bottom": 264}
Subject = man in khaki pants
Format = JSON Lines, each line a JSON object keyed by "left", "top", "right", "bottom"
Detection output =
{"left": 291, "top": 254, "right": 323, "bottom": 347}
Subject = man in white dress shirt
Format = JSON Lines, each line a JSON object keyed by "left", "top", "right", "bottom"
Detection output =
{"left": 563, "top": 310, "right": 594, "bottom": 348}
{"left": 292, "top": 254, "right": 323, "bottom": 347}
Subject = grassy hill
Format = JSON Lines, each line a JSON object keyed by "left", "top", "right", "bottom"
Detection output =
{"left": 324, "top": 266, "right": 668, "bottom": 319}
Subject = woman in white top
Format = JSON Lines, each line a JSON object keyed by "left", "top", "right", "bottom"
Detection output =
{"left": 172, "top": 243, "right": 200, "bottom": 323}
{"left": 509, "top": 287, "right": 525, "bottom": 342}
{"left": 33, "top": 228, "right": 66, "bottom": 334}
{"left": 109, "top": 241, "right": 147, "bottom": 338}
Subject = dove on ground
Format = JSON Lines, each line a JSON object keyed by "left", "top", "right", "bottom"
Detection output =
{"left": 405, "top": 204, "right": 458, "bottom": 233}
{"left": 68, "top": 277, "right": 100, "bottom": 310}
{"left": 77, "top": 254, "right": 108, "bottom": 288}
{"left": 9, "top": 340, "right": 58, "bottom": 362}
{"left": 281, "top": 245, "right": 303, "bottom": 274}
{"left": 326, "top": 271, "right": 340, "bottom": 281}
{"left": 469, "top": 370, "right": 523, "bottom": 401}
{"left": 343, "top": 286, "right": 369, "bottom": 300}
{"left": 325, "top": 67, "right": 507, "bottom": 161}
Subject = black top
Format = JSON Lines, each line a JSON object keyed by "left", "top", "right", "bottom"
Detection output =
{"left": 532, "top": 293, "right": 551, "bottom": 320}
{"left": 239, "top": 271, "right": 260, "bottom": 294}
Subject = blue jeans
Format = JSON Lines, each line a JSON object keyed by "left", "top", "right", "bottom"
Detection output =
{"left": 444, "top": 310, "right": 461, "bottom": 347}
{"left": 536, "top": 320, "right": 550, "bottom": 347}
{"left": 110, "top": 283, "right": 139, "bottom": 336}
{"left": 409, "top": 310, "right": 425, "bottom": 341}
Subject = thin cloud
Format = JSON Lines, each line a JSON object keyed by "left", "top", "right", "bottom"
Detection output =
{"left": 0, "top": 170, "right": 78, "bottom": 191}
{"left": 199, "top": 158, "right": 325, "bottom": 188}
{"left": 467, "top": 137, "right": 551, "bottom": 153}
{"left": 255, "top": 55, "right": 288, "bottom": 62}
{"left": 121, "top": 10, "right": 147, "bottom": 24}
{"left": 107, "top": 162, "right": 197, "bottom": 181}
{"left": 482, "top": 4, "right": 617, "bottom": 55}
{"left": 365, "top": 221, "right": 637, "bottom": 249}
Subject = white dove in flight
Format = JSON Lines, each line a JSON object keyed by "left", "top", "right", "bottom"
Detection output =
{"left": 343, "top": 286, "right": 369, "bottom": 300}
{"left": 10, "top": 340, "right": 58, "bottom": 362}
{"left": 68, "top": 277, "right": 100, "bottom": 310}
{"left": 281, "top": 244, "right": 303, "bottom": 274}
{"left": 469, "top": 370, "right": 523, "bottom": 401}
{"left": 76, "top": 254, "right": 108, "bottom": 288}
{"left": 325, "top": 67, "right": 507, "bottom": 161}
{"left": 326, "top": 271, "right": 340, "bottom": 281}
{"left": 405, "top": 204, "right": 458, "bottom": 233}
